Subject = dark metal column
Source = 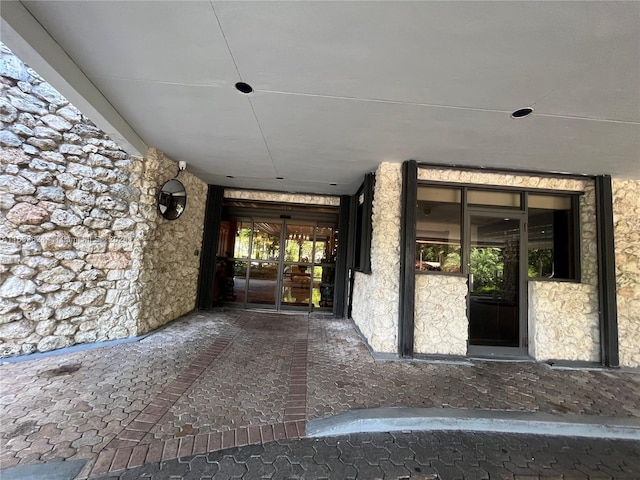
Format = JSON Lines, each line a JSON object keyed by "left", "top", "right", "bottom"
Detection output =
{"left": 399, "top": 160, "right": 418, "bottom": 358}
{"left": 346, "top": 194, "right": 358, "bottom": 319}
{"left": 196, "top": 185, "right": 224, "bottom": 310}
{"left": 359, "top": 174, "right": 375, "bottom": 274}
{"left": 595, "top": 175, "right": 619, "bottom": 367}
{"left": 333, "top": 195, "right": 351, "bottom": 318}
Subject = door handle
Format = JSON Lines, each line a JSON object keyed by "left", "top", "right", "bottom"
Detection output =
{"left": 469, "top": 273, "right": 474, "bottom": 292}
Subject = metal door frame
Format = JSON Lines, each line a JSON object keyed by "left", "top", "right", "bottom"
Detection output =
{"left": 233, "top": 218, "right": 329, "bottom": 313}
{"left": 464, "top": 208, "right": 528, "bottom": 357}
{"left": 241, "top": 217, "right": 283, "bottom": 311}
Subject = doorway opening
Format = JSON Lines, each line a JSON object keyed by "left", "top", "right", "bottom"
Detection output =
{"left": 215, "top": 203, "right": 339, "bottom": 312}
{"left": 466, "top": 210, "right": 526, "bottom": 356}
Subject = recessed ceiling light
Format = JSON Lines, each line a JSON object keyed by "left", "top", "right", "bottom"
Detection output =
{"left": 226, "top": 175, "right": 234, "bottom": 179}
{"left": 511, "top": 107, "right": 533, "bottom": 118}
{"left": 276, "top": 177, "right": 284, "bottom": 180}
{"left": 235, "top": 82, "right": 253, "bottom": 94}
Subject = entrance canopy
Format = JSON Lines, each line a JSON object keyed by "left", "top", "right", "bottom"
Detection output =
{"left": 2, "top": 1, "right": 639, "bottom": 195}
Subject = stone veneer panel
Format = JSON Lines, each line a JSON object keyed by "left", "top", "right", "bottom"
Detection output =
{"left": 613, "top": 179, "right": 640, "bottom": 367}
{"left": 414, "top": 275, "right": 468, "bottom": 355}
{"left": 417, "top": 167, "right": 600, "bottom": 361}
{"left": 0, "top": 44, "right": 207, "bottom": 357}
{"left": 224, "top": 189, "right": 340, "bottom": 206}
{"left": 0, "top": 45, "right": 141, "bottom": 356}
{"left": 351, "top": 163, "right": 401, "bottom": 353}
{"left": 528, "top": 281, "right": 600, "bottom": 361}
{"left": 135, "top": 149, "right": 207, "bottom": 333}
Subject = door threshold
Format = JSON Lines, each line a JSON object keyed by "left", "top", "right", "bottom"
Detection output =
{"left": 468, "top": 355, "right": 534, "bottom": 362}
{"left": 246, "top": 308, "right": 308, "bottom": 315}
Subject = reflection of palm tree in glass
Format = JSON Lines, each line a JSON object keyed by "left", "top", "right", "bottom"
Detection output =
{"left": 470, "top": 247, "right": 503, "bottom": 295}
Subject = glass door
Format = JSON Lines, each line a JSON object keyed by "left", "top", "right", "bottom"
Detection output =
{"left": 311, "top": 225, "right": 338, "bottom": 310}
{"left": 245, "top": 221, "right": 281, "bottom": 307}
{"left": 216, "top": 218, "right": 337, "bottom": 312}
{"left": 281, "top": 224, "right": 314, "bottom": 308}
{"left": 466, "top": 210, "right": 526, "bottom": 356}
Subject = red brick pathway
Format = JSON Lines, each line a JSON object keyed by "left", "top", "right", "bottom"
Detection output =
{"left": 90, "top": 313, "right": 309, "bottom": 476}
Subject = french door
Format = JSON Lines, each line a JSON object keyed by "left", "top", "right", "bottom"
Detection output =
{"left": 465, "top": 209, "right": 527, "bottom": 357}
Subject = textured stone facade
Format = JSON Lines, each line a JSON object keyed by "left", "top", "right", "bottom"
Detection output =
{"left": 613, "top": 179, "right": 640, "bottom": 367}
{"left": 528, "top": 281, "right": 600, "bottom": 361}
{"left": 0, "top": 45, "right": 207, "bottom": 357}
{"left": 136, "top": 149, "right": 207, "bottom": 333}
{"left": 417, "top": 167, "right": 599, "bottom": 361}
{"left": 224, "top": 189, "right": 340, "bottom": 206}
{"left": 414, "top": 275, "right": 468, "bottom": 355}
{"left": 352, "top": 163, "right": 401, "bottom": 353}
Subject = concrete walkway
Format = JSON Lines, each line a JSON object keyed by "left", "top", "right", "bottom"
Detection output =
{"left": 1, "top": 310, "right": 639, "bottom": 479}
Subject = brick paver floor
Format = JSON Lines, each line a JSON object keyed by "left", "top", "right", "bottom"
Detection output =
{"left": 90, "top": 431, "right": 640, "bottom": 479}
{"left": 1, "top": 310, "right": 639, "bottom": 479}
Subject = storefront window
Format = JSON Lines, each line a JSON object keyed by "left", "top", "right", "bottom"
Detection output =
{"left": 527, "top": 194, "right": 578, "bottom": 280}
{"left": 415, "top": 186, "right": 462, "bottom": 272}
{"left": 416, "top": 186, "right": 580, "bottom": 280}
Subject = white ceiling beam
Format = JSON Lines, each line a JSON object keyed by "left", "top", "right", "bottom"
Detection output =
{"left": 0, "top": 0, "right": 147, "bottom": 156}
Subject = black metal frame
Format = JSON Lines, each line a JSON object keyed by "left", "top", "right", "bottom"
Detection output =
{"left": 333, "top": 195, "right": 351, "bottom": 318}
{"left": 409, "top": 173, "right": 590, "bottom": 359}
{"left": 595, "top": 175, "right": 619, "bottom": 367}
{"left": 399, "top": 160, "right": 418, "bottom": 358}
{"left": 464, "top": 207, "right": 528, "bottom": 357}
{"left": 346, "top": 193, "right": 359, "bottom": 319}
{"left": 354, "top": 174, "right": 374, "bottom": 274}
{"left": 415, "top": 182, "right": 583, "bottom": 283}
{"left": 217, "top": 216, "right": 338, "bottom": 313}
{"left": 196, "top": 185, "right": 224, "bottom": 310}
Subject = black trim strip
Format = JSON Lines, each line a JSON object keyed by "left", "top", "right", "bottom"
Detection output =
{"left": 358, "top": 173, "right": 375, "bottom": 274}
{"left": 399, "top": 160, "right": 418, "bottom": 358}
{"left": 196, "top": 185, "right": 224, "bottom": 310}
{"left": 595, "top": 175, "right": 619, "bottom": 367}
{"left": 333, "top": 195, "right": 351, "bottom": 318}
{"left": 347, "top": 194, "right": 359, "bottom": 319}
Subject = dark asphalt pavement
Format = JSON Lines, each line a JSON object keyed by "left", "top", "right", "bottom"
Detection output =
{"left": 91, "top": 430, "right": 640, "bottom": 479}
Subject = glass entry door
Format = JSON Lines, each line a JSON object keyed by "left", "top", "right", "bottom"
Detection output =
{"left": 281, "top": 224, "right": 314, "bottom": 307}
{"left": 466, "top": 210, "right": 526, "bottom": 356}
{"left": 246, "top": 222, "right": 281, "bottom": 305}
{"left": 215, "top": 218, "right": 337, "bottom": 312}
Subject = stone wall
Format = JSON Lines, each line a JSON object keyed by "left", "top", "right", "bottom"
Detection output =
{"left": 417, "top": 167, "right": 599, "bottom": 361}
{"left": 136, "top": 149, "right": 207, "bottom": 333}
{"left": 414, "top": 275, "right": 468, "bottom": 355}
{"left": 0, "top": 45, "right": 207, "bottom": 357}
{"left": 352, "top": 163, "right": 401, "bottom": 353}
{"left": 224, "top": 189, "right": 339, "bottom": 206}
{"left": 528, "top": 281, "right": 600, "bottom": 361}
{"left": 0, "top": 45, "right": 139, "bottom": 356}
{"left": 613, "top": 178, "right": 640, "bottom": 367}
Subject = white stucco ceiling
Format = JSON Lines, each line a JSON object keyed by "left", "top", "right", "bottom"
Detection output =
{"left": 4, "top": 1, "right": 640, "bottom": 194}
